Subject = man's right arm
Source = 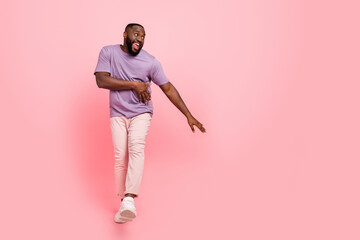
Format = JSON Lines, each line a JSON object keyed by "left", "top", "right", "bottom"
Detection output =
{"left": 95, "top": 72, "right": 151, "bottom": 104}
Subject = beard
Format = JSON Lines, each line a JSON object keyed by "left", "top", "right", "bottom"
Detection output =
{"left": 126, "top": 36, "right": 142, "bottom": 56}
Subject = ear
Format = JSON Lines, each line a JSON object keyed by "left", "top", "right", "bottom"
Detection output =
{"left": 123, "top": 31, "right": 127, "bottom": 38}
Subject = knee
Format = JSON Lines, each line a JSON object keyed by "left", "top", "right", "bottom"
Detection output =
{"left": 114, "top": 149, "right": 126, "bottom": 161}
{"left": 128, "top": 138, "right": 146, "bottom": 153}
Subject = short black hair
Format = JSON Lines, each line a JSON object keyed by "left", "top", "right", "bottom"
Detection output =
{"left": 125, "top": 23, "right": 144, "bottom": 31}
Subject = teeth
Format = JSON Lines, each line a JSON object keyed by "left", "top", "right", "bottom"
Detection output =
{"left": 135, "top": 43, "right": 139, "bottom": 46}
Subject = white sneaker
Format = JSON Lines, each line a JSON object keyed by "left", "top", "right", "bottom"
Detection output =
{"left": 119, "top": 197, "right": 137, "bottom": 219}
{"left": 114, "top": 210, "right": 133, "bottom": 224}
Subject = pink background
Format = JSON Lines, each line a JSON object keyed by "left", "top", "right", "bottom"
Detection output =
{"left": 1, "top": 0, "right": 359, "bottom": 239}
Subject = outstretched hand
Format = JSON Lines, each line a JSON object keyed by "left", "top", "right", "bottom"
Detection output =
{"left": 133, "top": 81, "right": 151, "bottom": 104}
{"left": 187, "top": 115, "right": 206, "bottom": 133}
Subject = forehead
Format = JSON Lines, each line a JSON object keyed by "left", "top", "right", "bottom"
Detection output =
{"left": 129, "top": 26, "right": 145, "bottom": 35}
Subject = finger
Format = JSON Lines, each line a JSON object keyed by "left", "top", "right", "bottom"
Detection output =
{"left": 190, "top": 124, "right": 195, "bottom": 133}
{"left": 197, "top": 123, "right": 206, "bottom": 133}
{"left": 146, "top": 88, "right": 151, "bottom": 100}
{"left": 145, "top": 91, "right": 151, "bottom": 101}
{"left": 138, "top": 93, "right": 144, "bottom": 103}
{"left": 144, "top": 92, "right": 150, "bottom": 104}
{"left": 142, "top": 93, "right": 148, "bottom": 104}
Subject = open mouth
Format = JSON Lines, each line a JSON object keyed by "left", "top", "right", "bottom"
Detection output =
{"left": 132, "top": 42, "right": 140, "bottom": 51}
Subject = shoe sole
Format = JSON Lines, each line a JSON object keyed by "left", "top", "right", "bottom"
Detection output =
{"left": 114, "top": 220, "right": 126, "bottom": 224}
{"left": 120, "top": 209, "right": 136, "bottom": 219}
{"left": 114, "top": 219, "right": 129, "bottom": 224}
{"left": 114, "top": 215, "right": 133, "bottom": 224}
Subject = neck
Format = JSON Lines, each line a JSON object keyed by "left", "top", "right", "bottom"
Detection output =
{"left": 120, "top": 44, "right": 129, "bottom": 53}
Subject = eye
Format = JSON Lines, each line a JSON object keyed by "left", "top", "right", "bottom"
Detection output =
{"left": 134, "top": 33, "right": 138, "bottom": 37}
{"left": 141, "top": 36, "right": 144, "bottom": 40}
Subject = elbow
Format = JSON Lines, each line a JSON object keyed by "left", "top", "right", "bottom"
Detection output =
{"left": 160, "top": 82, "right": 173, "bottom": 96}
{"left": 96, "top": 77, "right": 105, "bottom": 89}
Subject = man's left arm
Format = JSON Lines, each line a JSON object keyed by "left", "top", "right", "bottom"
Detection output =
{"left": 159, "top": 82, "right": 206, "bottom": 133}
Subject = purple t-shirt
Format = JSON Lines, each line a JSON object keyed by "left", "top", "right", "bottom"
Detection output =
{"left": 94, "top": 44, "right": 169, "bottom": 118}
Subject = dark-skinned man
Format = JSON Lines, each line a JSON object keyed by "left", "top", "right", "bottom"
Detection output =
{"left": 94, "top": 23, "right": 205, "bottom": 224}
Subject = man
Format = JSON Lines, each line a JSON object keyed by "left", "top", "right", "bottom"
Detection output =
{"left": 94, "top": 23, "right": 206, "bottom": 224}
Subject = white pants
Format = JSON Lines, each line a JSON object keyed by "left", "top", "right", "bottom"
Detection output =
{"left": 110, "top": 113, "right": 152, "bottom": 198}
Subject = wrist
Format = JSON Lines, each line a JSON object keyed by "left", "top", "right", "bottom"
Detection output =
{"left": 130, "top": 81, "right": 137, "bottom": 90}
{"left": 185, "top": 112, "right": 193, "bottom": 119}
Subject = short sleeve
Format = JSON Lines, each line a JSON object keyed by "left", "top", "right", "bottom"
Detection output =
{"left": 150, "top": 59, "right": 169, "bottom": 86}
{"left": 94, "top": 47, "right": 111, "bottom": 75}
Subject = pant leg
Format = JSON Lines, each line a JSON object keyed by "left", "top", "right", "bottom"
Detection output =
{"left": 110, "top": 116, "right": 129, "bottom": 199}
{"left": 125, "top": 113, "right": 152, "bottom": 196}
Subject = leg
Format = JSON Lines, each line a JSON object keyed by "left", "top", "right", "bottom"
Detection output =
{"left": 125, "top": 113, "right": 152, "bottom": 197}
{"left": 110, "top": 116, "right": 129, "bottom": 199}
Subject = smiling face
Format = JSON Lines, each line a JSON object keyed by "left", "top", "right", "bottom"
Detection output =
{"left": 123, "top": 25, "right": 146, "bottom": 56}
